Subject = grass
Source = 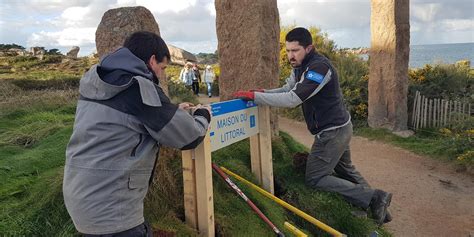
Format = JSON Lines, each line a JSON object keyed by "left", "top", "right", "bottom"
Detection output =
{"left": 0, "top": 56, "right": 390, "bottom": 236}
{"left": 354, "top": 126, "right": 473, "bottom": 170}
{"left": 0, "top": 98, "right": 390, "bottom": 236}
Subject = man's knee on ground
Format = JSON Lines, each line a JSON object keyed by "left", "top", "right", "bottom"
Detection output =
{"left": 305, "top": 172, "right": 327, "bottom": 189}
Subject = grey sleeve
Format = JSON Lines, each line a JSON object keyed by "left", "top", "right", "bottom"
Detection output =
{"left": 254, "top": 64, "right": 332, "bottom": 108}
{"left": 264, "top": 71, "right": 296, "bottom": 93}
{"left": 145, "top": 109, "right": 209, "bottom": 149}
{"left": 254, "top": 91, "right": 303, "bottom": 108}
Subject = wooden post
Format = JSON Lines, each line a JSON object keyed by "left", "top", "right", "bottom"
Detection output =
{"left": 423, "top": 96, "right": 428, "bottom": 128}
{"left": 181, "top": 132, "right": 214, "bottom": 236}
{"left": 182, "top": 150, "right": 198, "bottom": 229}
{"left": 444, "top": 100, "right": 449, "bottom": 126}
{"left": 250, "top": 135, "right": 262, "bottom": 184}
{"left": 428, "top": 99, "right": 433, "bottom": 127}
{"left": 416, "top": 92, "right": 422, "bottom": 129}
{"left": 412, "top": 91, "right": 418, "bottom": 128}
{"left": 250, "top": 105, "right": 274, "bottom": 194}
{"left": 435, "top": 99, "right": 439, "bottom": 127}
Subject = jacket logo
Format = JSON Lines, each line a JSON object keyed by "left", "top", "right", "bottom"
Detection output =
{"left": 306, "top": 71, "right": 324, "bottom": 84}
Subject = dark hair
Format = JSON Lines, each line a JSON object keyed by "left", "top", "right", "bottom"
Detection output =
{"left": 285, "top": 27, "right": 312, "bottom": 48}
{"left": 123, "top": 31, "right": 170, "bottom": 63}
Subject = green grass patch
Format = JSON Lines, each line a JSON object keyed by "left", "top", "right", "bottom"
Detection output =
{"left": 354, "top": 127, "right": 473, "bottom": 169}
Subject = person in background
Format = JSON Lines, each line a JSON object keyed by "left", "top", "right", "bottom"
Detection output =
{"left": 203, "top": 65, "right": 215, "bottom": 98}
{"left": 192, "top": 63, "right": 201, "bottom": 95}
{"left": 179, "top": 62, "right": 195, "bottom": 89}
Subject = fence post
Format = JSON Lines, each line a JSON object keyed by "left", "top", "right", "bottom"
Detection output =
{"left": 444, "top": 100, "right": 449, "bottom": 126}
{"left": 416, "top": 92, "right": 422, "bottom": 129}
{"left": 412, "top": 91, "right": 418, "bottom": 128}
{"left": 181, "top": 131, "right": 214, "bottom": 237}
{"left": 250, "top": 105, "right": 274, "bottom": 194}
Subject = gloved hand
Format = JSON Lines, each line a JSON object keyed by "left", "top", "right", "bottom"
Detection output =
{"left": 232, "top": 91, "right": 255, "bottom": 101}
{"left": 249, "top": 89, "right": 265, "bottom": 92}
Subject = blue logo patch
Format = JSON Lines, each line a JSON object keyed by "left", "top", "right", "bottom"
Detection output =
{"left": 305, "top": 71, "right": 324, "bottom": 84}
{"left": 250, "top": 115, "right": 256, "bottom": 128}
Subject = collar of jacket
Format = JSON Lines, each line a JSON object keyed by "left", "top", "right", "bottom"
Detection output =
{"left": 79, "top": 48, "right": 162, "bottom": 107}
{"left": 300, "top": 49, "right": 317, "bottom": 69}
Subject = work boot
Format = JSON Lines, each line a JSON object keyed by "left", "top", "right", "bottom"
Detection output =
{"left": 384, "top": 210, "right": 392, "bottom": 223}
{"left": 369, "top": 189, "right": 392, "bottom": 225}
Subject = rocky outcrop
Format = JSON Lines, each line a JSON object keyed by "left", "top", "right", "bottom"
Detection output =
{"left": 95, "top": 6, "right": 168, "bottom": 95}
{"left": 66, "top": 46, "right": 80, "bottom": 58}
{"left": 368, "top": 0, "right": 410, "bottom": 131}
{"left": 95, "top": 6, "right": 160, "bottom": 58}
{"left": 167, "top": 44, "right": 197, "bottom": 65}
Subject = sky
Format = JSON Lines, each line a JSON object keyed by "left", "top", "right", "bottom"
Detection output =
{"left": 0, "top": 0, "right": 473, "bottom": 56}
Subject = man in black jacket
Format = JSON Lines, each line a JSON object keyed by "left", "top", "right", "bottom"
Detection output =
{"left": 233, "top": 27, "right": 392, "bottom": 225}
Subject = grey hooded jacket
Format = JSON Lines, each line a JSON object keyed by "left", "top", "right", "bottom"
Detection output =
{"left": 63, "top": 48, "right": 210, "bottom": 234}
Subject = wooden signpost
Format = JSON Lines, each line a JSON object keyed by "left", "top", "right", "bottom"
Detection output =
{"left": 181, "top": 99, "right": 273, "bottom": 236}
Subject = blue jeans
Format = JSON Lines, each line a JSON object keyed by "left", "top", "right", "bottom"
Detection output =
{"left": 206, "top": 82, "right": 213, "bottom": 97}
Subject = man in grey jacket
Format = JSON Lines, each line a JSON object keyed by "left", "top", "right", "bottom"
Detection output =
{"left": 63, "top": 31, "right": 211, "bottom": 236}
{"left": 233, "top": 27, "right": 392, "bottom": 225}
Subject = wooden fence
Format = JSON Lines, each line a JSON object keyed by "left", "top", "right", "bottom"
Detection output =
{"left": 411, "top": 91, "right": 472, "bottom": 130}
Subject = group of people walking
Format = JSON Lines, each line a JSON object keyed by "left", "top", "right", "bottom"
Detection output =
{"left": 179, "top": 62, "right": 215, "bottom": 97}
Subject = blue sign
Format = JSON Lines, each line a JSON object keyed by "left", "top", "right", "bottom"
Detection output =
{"left": 209, "top": 99, "right": 259, "bottom": 151}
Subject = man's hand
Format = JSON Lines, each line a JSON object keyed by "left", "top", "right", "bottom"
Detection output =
{"left": 179, "top": 102, "right": 194, "bottom": 110}
{"left": 249, "top": 89, "right": 265, "bottom": 92}
{"left": 232, "top": 91, "right": 255, "bottom": 101}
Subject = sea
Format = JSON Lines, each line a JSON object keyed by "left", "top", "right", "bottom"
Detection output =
{"left": 360, "top": 42, "right": 474, "bottom": 68}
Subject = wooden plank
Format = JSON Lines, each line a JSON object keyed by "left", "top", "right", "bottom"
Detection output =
{"left": 436, "top": 99, "right": 440, "bottom": 127}
{"left": 433, "top": 99, "right": 437, "bottom": 127}
{"left": 194, "top": 131, "right": 215, "bottom": 237}
{"left": 411, "top": 91, "right": 418, "bottom": 128}
{"left": 428, "top": 99, "right": 432, "bottom": 127}
{"left": 249, "top": 135, "right": 262, "bottom": 184}
{"left": 440, "top": 100, "right": 444, "bottom": 127}
{"left": 416, "top": 92, "right": 422, "bottom": 129}
{"left": 420, "top": 95, "right": 424, "bottom": 129}
{"left": 462, "top": 102, "right": 466, "bottom": 121}
{"left": 258, "top": 105, "right": 274, "bottom": 194}
{"left": 182, "top": 150, "right": 198, "bottom": 230}
{"left": 469, "top": 104, "right": 471, "bottom": 119}
{"left": 423, "top": 96, "right": 428, "bottom": 128}
{"left": 444, "top": 100, "right": 449, "bottom": 126}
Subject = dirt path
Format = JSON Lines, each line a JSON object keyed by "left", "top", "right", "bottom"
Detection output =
{"left": 278, "top": 117, "right": 474, "bottom": 237}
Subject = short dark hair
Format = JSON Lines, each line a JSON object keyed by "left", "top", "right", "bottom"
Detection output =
{"left": 123, "top": 31, "right": 170, "bottom": 63}
{"left": 285, "top": 27, "right": 312, "bottom": 48}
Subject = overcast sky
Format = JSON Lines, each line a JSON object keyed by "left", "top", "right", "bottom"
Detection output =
{"left": 0, "top": 0, "right": 473, "bottom": 56}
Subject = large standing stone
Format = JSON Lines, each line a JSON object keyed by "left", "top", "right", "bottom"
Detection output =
{"left": 369, "top": 0, "right": 410, "bottom": 131}
{"left": 215, "top": 0, "right": 279, "bottom": 100}
{"left": 215, "top": 0, "right": 280, "bottom": 133}
{"left": 96, "top": 6, "right": 168, "bottom": 95}
{"left": 66, "top": 46, "right": 80, "bottom": 58}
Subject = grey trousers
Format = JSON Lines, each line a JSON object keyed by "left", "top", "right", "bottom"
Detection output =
{"left": 305, "top": 122, "right": 374, "bottom": 209}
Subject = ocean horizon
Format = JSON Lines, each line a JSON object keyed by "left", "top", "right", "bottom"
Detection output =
{"left": 358, "top": 42, "right": 474, "bottom": 68}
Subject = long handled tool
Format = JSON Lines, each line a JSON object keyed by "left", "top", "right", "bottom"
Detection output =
{"left": 211, "top": 163, "right": 285, "bottom": 237}
{"left": 220, "top": 166, "right": 346, "bottom": 237}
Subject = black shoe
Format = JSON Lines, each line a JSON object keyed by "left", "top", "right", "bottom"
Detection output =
{"left": 370, "top": 189, "right": 392, "bottom": 225}
{"left": 384, "top": 210, "right": 392, "bottom": 223}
